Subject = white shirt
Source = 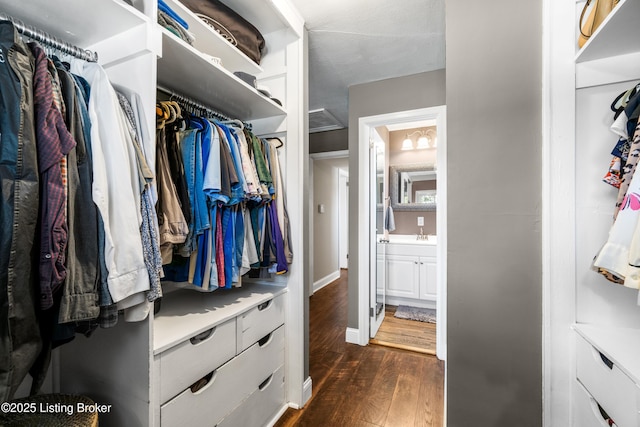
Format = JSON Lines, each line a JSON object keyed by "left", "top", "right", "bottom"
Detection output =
{"left": 71, "top": 60, "right": 150, "bottom": 304}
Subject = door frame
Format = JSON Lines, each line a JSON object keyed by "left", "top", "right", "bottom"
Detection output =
{"left": 356, "top": 106, "right": 447, "bottom": 360}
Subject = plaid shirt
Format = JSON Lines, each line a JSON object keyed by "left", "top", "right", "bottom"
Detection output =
{"left": 28, "top": 43, "right": 76, "bottom": 310}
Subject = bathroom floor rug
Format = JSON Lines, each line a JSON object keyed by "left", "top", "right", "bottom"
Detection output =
{"left": 394, "top": 305, "right": 436, "bottom": 323}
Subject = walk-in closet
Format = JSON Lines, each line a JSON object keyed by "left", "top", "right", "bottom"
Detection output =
{"left": 0, "top": 0, "right": 306, "bottom": 425}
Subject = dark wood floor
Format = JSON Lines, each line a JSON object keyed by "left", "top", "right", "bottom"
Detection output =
{"left": 275, "top": 270, "right": 444, "bottom": 427}
{"left": 370, "top": 305, "right": 437, "bottom": 355}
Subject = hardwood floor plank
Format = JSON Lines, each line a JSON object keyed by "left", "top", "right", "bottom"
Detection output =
{"left": 385, "top": 354, "right": 425, "bottom": 427}
{"left": 355, "top": 349, "right": 406, "bottom": 426}
{"left": 415, "top": 357, "right": 445, "bottom": 427}
{"left": 274, "top": 270, "right": 444, "bottom": 427}
{"left": 371, "top": 305, "right": 437, "bottom": 353}
{"left": 326, "top": 345, "right": 387, "bottom": 426}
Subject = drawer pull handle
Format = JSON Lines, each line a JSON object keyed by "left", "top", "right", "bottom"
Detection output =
{"left": 258, "top": 332, "right": 273, "bottom": 347}
{"left": 598, "top": 351, "right": 614, "bottom": 370}
{"left": 258, "top": 300, "right": 272, "bottom": 311}
{"left": 589, "top": 396, "right": 616, "bottom": 426}
{"left": 190, "top": 327, "right": 216, "bottom": 345}
{"left": 189, "top": 370, "right": 217, "bottom": 394}
{"left": 259, "top": 374, "right": 274, "bottom": 391}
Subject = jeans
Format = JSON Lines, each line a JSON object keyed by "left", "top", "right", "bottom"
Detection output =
{"left": 0, "top": 21, "right": 41, "bottom": 401}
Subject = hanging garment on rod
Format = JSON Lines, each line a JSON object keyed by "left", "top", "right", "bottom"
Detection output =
{"left": 71, "top": 60, "right": 151, "bottom": 311}
{"left": 157, "top": 102, "right": 292, "bottom": 292}
{"left": 0, "top": 20, "right": 42, "bottom": 403}
{"left": 30, "top": 43, "right": 77, "bottom": 312}
{"left": 593, "top": 82, "right": 640, "bottom": 288}
{"left": 51, "top": 56, "right": 100, "bottom": 324}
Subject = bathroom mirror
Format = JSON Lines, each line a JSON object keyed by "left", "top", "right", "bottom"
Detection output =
{"left": 389, "top": 163, "right": 437, "bottom": 211}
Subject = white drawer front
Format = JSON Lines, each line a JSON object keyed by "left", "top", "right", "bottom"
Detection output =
{"left": 238, "top": 293, "right": 285, "bottom": 352}
{"left": 161, "top": 325, "right": 285, "bottom": 427}
{"left": 576, "top": 334, "right": 640, "bottom": 427}
{"left": 385, "top": 243, "right": 436, "bottom": 257}
{"left": 159, "top": 318, "right": 236, "bottom": 404}
{"left": 574, "top": 379, "right": 618, "bottom": 427}
{"left": 217, "top": 365, "right": 286, "bottom": 427}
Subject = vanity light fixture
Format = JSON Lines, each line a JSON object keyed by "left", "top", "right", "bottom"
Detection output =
{"left": 401, "top": 129, "right": 437, "bottom": 150}
{"left": 401, "top": 136, "right": 414, "bottom": 150}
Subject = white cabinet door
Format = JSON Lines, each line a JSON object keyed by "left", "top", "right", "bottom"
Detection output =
{"left": 419, "top": 256, "right": 437, "bottom": 301}
{"left": 386, "top": 255, "right": 420, "bottom": 299}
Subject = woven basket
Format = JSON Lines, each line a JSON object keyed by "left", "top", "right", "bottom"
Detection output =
{"left": 0, "top": 394, "right": 99, "bottom": 427}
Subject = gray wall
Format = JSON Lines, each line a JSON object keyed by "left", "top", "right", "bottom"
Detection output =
{"left": 347, "top": 69, "right": 446, "bottom": 327}
{"left": 312, "top": 159, "right": 344, "bottom": 282}
{"left": 310, "top": 128, "right": 348, "bottom": 153}
{"left": 446, "top": 1, "right": 542, "bottom": 426}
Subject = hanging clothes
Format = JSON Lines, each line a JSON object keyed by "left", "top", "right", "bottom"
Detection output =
{"left": 0, "top": 21, "right": 42, "bottom": 402}
{"left": 54, "top": 59, "right": 100, "bottom": 323}
{"left": 593, "top": 82, "right": 640, "bottom": 288}
{"left": 156, "top": 101, "right": 293, "bottom": 291}
{"left": 155, "top": 103, "right": 189, "bottom": 264}
{"left": 70, "top": 60, "right": 151, "bottom": 309}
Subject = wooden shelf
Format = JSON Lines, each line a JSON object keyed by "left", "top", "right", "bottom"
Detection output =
{"left": 153, "top": 283, "right": 286, "bottom": 354}
{"left": 157, "top": 28, "right": 287, "bottom": 120}
{"left": 574, "top": 324, "right": 640, "bottom": 385}
{"left": 576, "top": 0, "right": 640, "bottom": 63}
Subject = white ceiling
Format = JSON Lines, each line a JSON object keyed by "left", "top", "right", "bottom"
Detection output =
{"left": 289, "top": 0, "right": 446, "bottom": 128}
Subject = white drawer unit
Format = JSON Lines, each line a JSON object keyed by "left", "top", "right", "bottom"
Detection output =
{"left": 159, "top": 318, "right": 237, "bottom": 403}
{"left": 217, "top": 365, "right": 286, "bottom": 427}
{"left": 574, "top": 379, "right": 619, "bottom": 427}
{"left": 160, "top": 325, "right": 285, "bottom": 427}
{"left": 238, "top": 293, "right": 285, "bottom": 352}
{"left": 575, "top": 332, "right": 640, "bottom": 427}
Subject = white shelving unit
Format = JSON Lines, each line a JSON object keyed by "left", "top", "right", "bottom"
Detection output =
{"left": 157, "top": 27, "right": 287, "bottom": 120}
{"left": 575, "top": 0, "right": 640, "bottom": 63}
{"left": 569, "top": 1, "right": 640, "bottom": 425}
{"left": 0, "top": 0, "right": 306, "bottom": 425}
{"left": 161, "top": 0, "right": 262, "bottom": 74}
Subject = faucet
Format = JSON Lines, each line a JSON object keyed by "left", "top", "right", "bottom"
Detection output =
{"left": 417, "top": 227, "right": 426, "bottom": 240}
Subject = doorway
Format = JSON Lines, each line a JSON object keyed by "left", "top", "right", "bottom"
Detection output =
{"left": 309, "top": 151, "right": 349, "bottom": 295}
{"left": 355, "top": 106, "right": 447, "bottom": 361}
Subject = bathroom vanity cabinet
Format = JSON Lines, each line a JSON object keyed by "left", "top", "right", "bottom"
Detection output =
{"left": 378, "top": 239, "right": 437, "bottom": 308}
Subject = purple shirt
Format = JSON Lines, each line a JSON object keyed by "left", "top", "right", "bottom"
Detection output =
{"left": 29, "top": 43, "right": 76, "bottom": 310}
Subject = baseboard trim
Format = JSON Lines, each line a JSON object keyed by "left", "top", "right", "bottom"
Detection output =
{"left": 313, "top": 270, "right": 340, "bottom": 293}
{"left": 386, "top": 296, "right": 436, "bottom": 310}
{"left": 302, "top": 376, "right": 312, "bottom": 405}
{"left": 345, "top": 327, "right": 363, "bottom": 345}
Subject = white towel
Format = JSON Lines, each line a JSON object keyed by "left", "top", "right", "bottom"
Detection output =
{"left": 385, "top": 206, "right": 396, "bottom": 232}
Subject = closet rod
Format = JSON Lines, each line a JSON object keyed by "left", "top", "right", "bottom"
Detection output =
{"left": 0, "top": 13, "right": 98, "bottom": 62}
{"left": 157, "top": 85, "right": 233, "bottom": 120}
{"left": 157, "top": 85, "right": 251, "bottom": 130}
